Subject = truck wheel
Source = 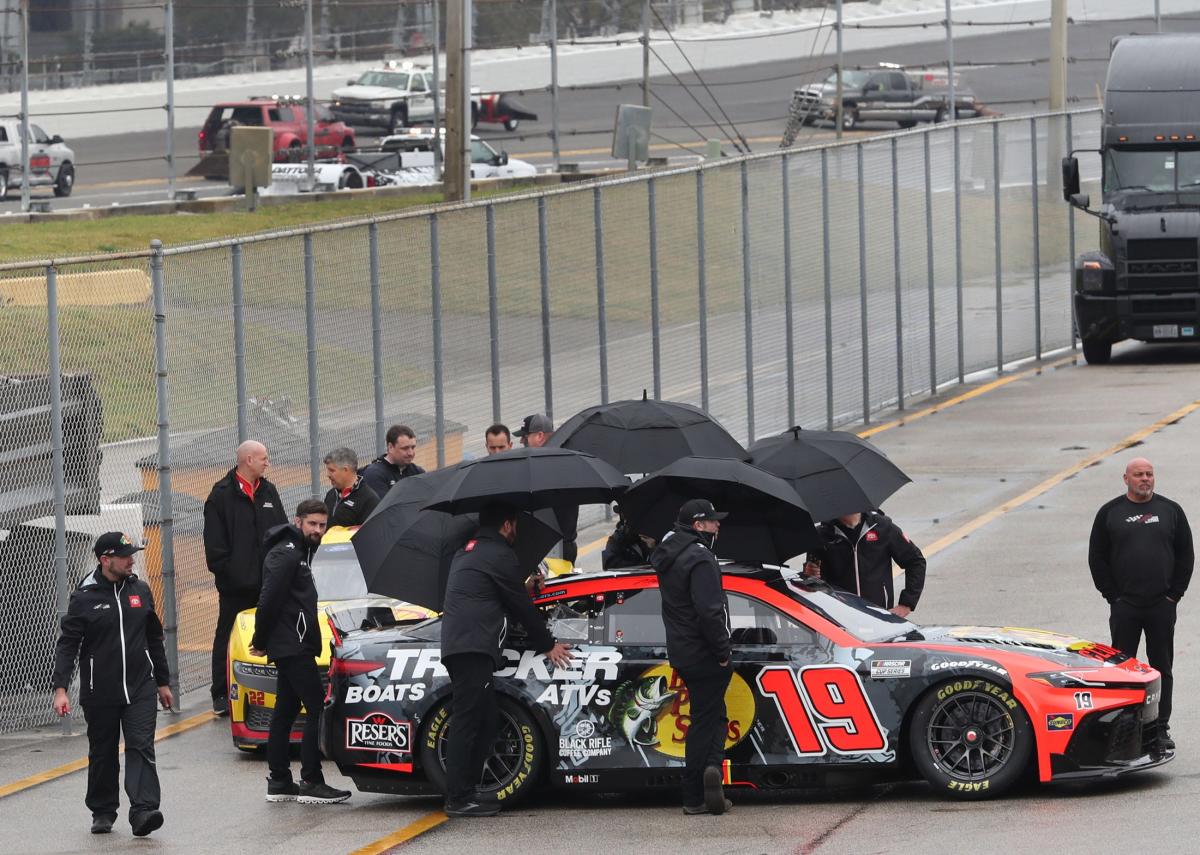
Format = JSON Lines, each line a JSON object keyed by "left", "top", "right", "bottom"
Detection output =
{"left": 898, "top": 120, "right": 917, "bottom": 129}
{"left": 471, "top": 104, "right": 480, "bottom": 130}
{"left": 1081, "top": 340, "right": 1112, "bottom": 365}
{"left": 54, "top": 162, "right": 74, "bottom": 197}
{"left": 340, "top": 137, "right": 355, "bottom": 154}
{"left": 389, "top": 106, "right": 409, "bottom": 134}
{"left": 504, "top": 118, "right": 519, "bottom": 132}
{"left": 287, "top": 141, "right": 302, "bottom": 162}
{"left": 0, "top": 168, "right": 8, "bottom": 201}
{"left": 840, "top": 107, "right": 858, "bottom": 130}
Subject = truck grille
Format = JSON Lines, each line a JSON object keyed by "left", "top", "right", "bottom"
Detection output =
{"left": 1125, "top": 239, "right": 1200, "bottom": 290}
{"left": 1132, "top": 297, "right": 1195, "bottom": 315}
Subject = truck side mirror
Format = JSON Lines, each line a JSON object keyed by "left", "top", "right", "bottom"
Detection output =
{"left": 1062, "top": 156, "right": 1081, "bottom": 200}
{"left": 497, "top": 151, "right": 509, "bottom": 166}
{"left": 1070, "top": 193, "right": 1091, "bottom": 209}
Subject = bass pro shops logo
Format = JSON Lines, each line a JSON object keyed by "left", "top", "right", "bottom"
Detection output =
{"left": 345, "top": 712, "right": 412, "bottom": 752}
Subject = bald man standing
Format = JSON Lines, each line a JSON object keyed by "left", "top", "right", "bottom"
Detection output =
{"left": 204, "top": 440, "right": 287, "bottom": 716}
{"left": 1089, "top": 457, "right": 1193, "bottom": 753}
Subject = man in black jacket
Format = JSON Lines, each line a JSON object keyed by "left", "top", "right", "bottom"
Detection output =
{"left": 323, "top": 446, "right": 380, "bottom": 527}
{"left": 204, "top": 439, "right": 287, "bottom": 715}
{"left": 360, "top": 424, "right": 425, "bottom": 499}
{"left": 52, "top": 532, "right": 173, "bottom": 837}
{"left": 440, "top": 503, "right": 573, "bottom": 817}
{"left": 249, "top": 500, "right": 351, "bottom": 805}
{"left": 804, "top": 510, "right": 926, "bottom": 617}
{"left": 651, "top": 499, "right": 733, "bottom": 816}
{"left": 1089, "top": 457, "right": 1193, "bottom": 752}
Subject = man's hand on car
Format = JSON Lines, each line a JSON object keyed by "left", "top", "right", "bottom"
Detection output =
{"left": 544, "top": 642, "right": 573, "bottom": 668}
{"left": 890, "top": 604, "right": 912, "bottom": 618}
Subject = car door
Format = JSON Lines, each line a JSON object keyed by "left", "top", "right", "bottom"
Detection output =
{"left": 30, "top": 124, "right": 59, "bottom": 172}
{"left": 408, "top": 73, "right": 433, "bottom": 123}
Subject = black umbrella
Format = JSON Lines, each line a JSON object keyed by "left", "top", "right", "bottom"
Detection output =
{"left": 747, "top": 427, "right": 911, "bottom": 522}
{"left": 353, "top": 467, "right": 562, "bottom": 610}
{"left": 547, "top": 392, "right": 747, "bottom": 474}
{"left": 620, "top": 456, "right": 819, "bottom": 565}
{"left": 422, "top": 446, "right": 630, "bottom": 514}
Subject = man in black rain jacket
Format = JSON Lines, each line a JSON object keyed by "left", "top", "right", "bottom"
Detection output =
{"left": 805, "top": 510, "right": 926, "bottom": 616}
{"left": 323, "top": 446, "right": 380, "bottom": 527}
{"left": 250, "top": 500, "right": 351, "bottom": 805}
{"left": 52, "top": 532, "right": 173, "bottom": 837}
{"left": 203, "top": 440, "right": 287, "bottom": 714}
{"left": 651, "top": 499, "right": 733, "bottom": 816}
{"left": 439, "top": 503, "right": 573, "bottom": 817}
{"left": 360, "top": 424, "right": 426, "bottom": 499}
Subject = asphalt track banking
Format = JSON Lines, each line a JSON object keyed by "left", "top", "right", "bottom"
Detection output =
{"left": 10, "top": 14, "right": 1200, "bottom": 210}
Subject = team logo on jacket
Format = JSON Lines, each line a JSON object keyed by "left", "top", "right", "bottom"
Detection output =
{"left": 465, "top": 539, "right": 477, "bottom": 552}
{"left": 865, "top": 531, "right": 879, "bottom": 542}
{"left": 345, "top": 712, "right": 412, "bottom": 751}
{"left": 128, "top": 595, "right": 142, "bottom": 608}
{"left": 1125, "top": 514, "right": 1160, "bottom": 524}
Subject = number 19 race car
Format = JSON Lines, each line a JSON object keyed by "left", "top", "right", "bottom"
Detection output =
{"left": 322, "top": 565, "right": 1168, "bottom": 804}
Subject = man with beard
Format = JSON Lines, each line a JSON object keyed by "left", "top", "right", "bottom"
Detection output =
{"left": 250, "top": 500, "right": 351, "bottom": 805}
{"left": 650, "top": 499, "right": 732, "bottom": 816}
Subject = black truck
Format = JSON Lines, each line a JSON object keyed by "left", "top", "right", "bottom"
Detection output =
{"left": 786, "top": 66, "right": 980, "bottom": 134}
{"left": 1063, "top": 34, "right": 1200, "bottom": 364}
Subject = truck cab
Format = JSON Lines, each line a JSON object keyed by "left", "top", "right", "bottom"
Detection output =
{"left": 1063, "top": 34, "right": 1200, "bottom": 364}
{"left": 330, "top": 61, "right": 436, "bottom": 133}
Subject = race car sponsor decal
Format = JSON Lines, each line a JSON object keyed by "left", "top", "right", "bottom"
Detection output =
{"left": 562, "top": 773, "right": 599, "bottom": 784}
{"left": 935, "top": 679, "right": 1018, "bottom": 711}
{"left": 385, "top": 647, "right": 622, "bottom": 683}
{"left": 1145, "top": 690, "right": 1160, "bottom": 706}
{"left": 869, "top": 659, "right": 911, "bottom": 679}
{"left": 929, "top": 659, "right": 1008, "bottom": 678}
{"left": 346, "top": 712, "right": 412, "bottom": 752}
{"left": 758, "top": 665, "right": 888, "bottom": 756}
{"left": 1074, "top": 691, "right": 1094, "bottom": 711}
{"left": 558, "top": 719, "right": 614, "bottom": 761}
{"left": 1066, "top": 641, "right": 1124, "bottom": 663}
{"left": 1046, "top": 713, "right": 1074, "bottom": 731}
{"left": 345, "top": 683, "right": 426, "bottom": 703}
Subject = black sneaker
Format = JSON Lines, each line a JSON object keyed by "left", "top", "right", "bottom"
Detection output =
{"left": 683, "top": 798, "right": 733, "bottom": 816}
{"left": 298, "top": 780, "right": 351, "bottom": 804}
{"left": 1160, "top": 724, "right": 1176, "bottom": 752}
{"left": 266, "top": 777, "right": 300, "bottom": 802}
{"left": 212, "top": 695, "right": 229, "bottom": 717}
{"left": 131, "top": 810, "right": 164, "bottom": 837}
{"left": 91, "top": 815, "right": 116, "bottom": 834}
{"left": 444, "top": 799, "right": 501, "bottom": 818}
{"left": 702, "top": 766, "right": 727, "bottom": 815}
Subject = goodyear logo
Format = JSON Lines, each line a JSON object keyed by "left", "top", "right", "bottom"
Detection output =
{"left": 1046, "top": 713, "right": 1074, "bottom": 732}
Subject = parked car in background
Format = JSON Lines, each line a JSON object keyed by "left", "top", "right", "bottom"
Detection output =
{"left": 788, "top": 64, "right": 981, "bottom": 131}
{"left": 198, "top": 97, "right": 356, "bottom": 164}
{"left": 379, "top": 129, "right": 538, "bottom": 180}
{"left": 0, "top": 120, "right": 75, "bottom": 200}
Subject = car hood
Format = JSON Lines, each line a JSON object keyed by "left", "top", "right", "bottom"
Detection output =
{"left": 916, "top": 624, "right": 1143, "bottom": 671}
{"left": 334, "top": 85, "right": 404, "bottom": 101}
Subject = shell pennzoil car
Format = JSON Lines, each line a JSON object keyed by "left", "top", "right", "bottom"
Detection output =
{"left": 226, "top": 526, "right": 434, "bottom": 751}
{"left": 322, "top": 565, "right": 1168, "bottom": 805}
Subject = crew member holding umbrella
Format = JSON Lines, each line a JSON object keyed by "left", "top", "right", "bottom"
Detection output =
{"left": 804, "top": 511, "right": 926, "bottom": 616}
{"left": 439, "top": 502, "right": 573, "bottom": 817}
{"left": 651, "top": 499, "right": 733, "bottom": 816}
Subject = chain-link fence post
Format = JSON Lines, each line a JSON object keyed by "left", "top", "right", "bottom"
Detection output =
{"left": 740, "top": 159, "right": 754, "bottom": 444}
{"left": 486, "top": 205, "right": 502, "bottom": 422}
{"left": 924, "top": 131, "right": 936, "bottom": 396}
{"left": 550, "top": 0, "right": 560, "bottom": 172}
{"left": 1066, "top": 111, "right": 1077, "bottom": 351}
{"left": 369, "top": 223, "right": 385, "bottom": 453}
{"left": 594, "top": 187, "right": 610, "bottom": 406}
{"left": 303, "top": 233, "right": 320, "bottom": 493}
{"left": 150, "top": 240, "right": 181, "bottom": 711}
{"left": 304, "top": 0, "right": 316, "bottom": 191}
{"left": 994, "top": 120, "right": 1003, "bottom": 372}
{"left": 1030, "top": 116, "right": 1042, "bottom": 360}
{"left": 953, "top": 124, "right": 963, "bottom": 382}
{"left": 648, "top": 176, "right": 662, "bottom": 400}
{"left": 430, "top": 213, "right": 446, "bottom": 468}
{"left": 782, "top": 153, "right": 795, "bottom": 427}
{"left": 165, "top": 0, "right": 176, "bottom": 199}
{"left": 19, "top": 0, "right": 29, "bottom": 212}
{"left": 891, "top": 137, "right": 904, "bottom": 410}
{"left": 697, "top": 170, "right": 709, "bottom": 413}
{"left": 232, "top": 244, "right": 248, "bottom": 442}
{"left": 538, "top": 196, "right": 554, "bottom": 421}
{"left": 857, "top": 143, "right": 869, "bottom": 423}
{"left": 821, "top": 148, "right": 833, "bottom": 430}
{"left": 47, "top": 264, "right": 70, "bottom": 733}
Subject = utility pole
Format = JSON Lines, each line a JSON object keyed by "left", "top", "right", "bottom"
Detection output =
{"left": 304, "top": 0, "right": 316, "bottom": 191}
{"left": 1156, "top": 0, "right": 1162, "bottom": 32}
{"left": 432, "top": 0, "right": 441, "bottom": 177}
{"left": 550, "top": 0, "right": 560, "bottom": 171}
{"left": 166, "top": 0, "right": 176, "bottom": 199}
{"left": 641, "top": 0, "right": 650, "bottom": 108}
{"left": 835, "top": 0, "right": 843, "bottom": 139}
{"left": 19, "top": 0, "right": 28, "bottom": 212}
{"left": 1048, "top": 0, "right": 1068, "bottom": 196}
{"left": 445, "top": 0, "right": 470, "bottom": 201}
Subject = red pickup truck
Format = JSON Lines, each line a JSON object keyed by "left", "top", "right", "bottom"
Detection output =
{"left": 198, "top": 97, "right": 356, "bottom": 162}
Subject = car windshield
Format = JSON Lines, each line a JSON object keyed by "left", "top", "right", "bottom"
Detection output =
{"left": 357, "top": 71, "right": 409, "bottom": 89}
{"left": 1104, "top": 147, "right": 1200, "bottom": 193}
{"left": 767, "top": 575, "right": 919, "bottom": 643}
{"left": 311, "top": 540, "right": 368, "bottom": 600}
{"left": 823, "top": 70, "right": 870, "bottom": 87}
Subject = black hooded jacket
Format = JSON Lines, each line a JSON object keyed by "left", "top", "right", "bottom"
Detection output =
{"left": 808, "top": 512, "right": 926, "bottom": 610}
{"left": 203, "top": 468, "right": 287, "bottom": 593}
{"left": 360, "top": 456, "right": 425, "bottom": 501}
{"left": 650, "top": 523, "right": 731, "bottom": 669}
{"left": 52, "top": 567, "right": 170, "bottom": 706}
{"left": 440, "top": 528, "right": 555, "bottom": 666}
{"left": 323, "top": 477, "right": 381, "bottom": 528}
{"left": 251, "top": 524, "right": 321, "bottom": 661}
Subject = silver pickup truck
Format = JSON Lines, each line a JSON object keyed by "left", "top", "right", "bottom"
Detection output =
{"left": 787, "top": 67, "right": 980, "bottom": 133}
{"left": 0, "top": 120, "right": 76, "bottom": 200}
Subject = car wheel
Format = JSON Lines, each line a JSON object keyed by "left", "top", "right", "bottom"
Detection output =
{"left": 471, "top": 104, "right": 480, "bottom": 130}
{"left": 898, "top": 120, "right": 917, "bottom": 129}
{"left": 389, "top": 106, "right": 408, "bottom": 134}
{"left": 504, "top": 118, "right": 519, "bottom": 132}
{"left": 419, "top": 694, "right": 544, "bottom": 807}
{"left": 1081, "top": 339, "right": 1112, "bottom": 365}
{"left": 935, "top": 108, "right": 952, "bottom": 123}
{"left": 841, "top": 107, "right": 858, "bottom": 130}
{"left": 53, "top": 161, "right": 74, "bottom": 197}
{"left": 287, "top": 141, "right": 302, "bottom": 163}
{"left": 0, "top": 168, "right": 8, "bottom": 201}
{"left": 341, "top": 136, "right": 355, "bottom": 154}
{"left": 908, "top": 678, "right": 1033, "bottom": 800}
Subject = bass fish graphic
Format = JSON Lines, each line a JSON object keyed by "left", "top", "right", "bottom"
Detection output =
{"left": 608, "top": 674, "right": 676, "bottom": 747}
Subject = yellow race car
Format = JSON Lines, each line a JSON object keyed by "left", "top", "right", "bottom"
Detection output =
{"left": 227, "top": 527, "right": 435, "bottom": 751}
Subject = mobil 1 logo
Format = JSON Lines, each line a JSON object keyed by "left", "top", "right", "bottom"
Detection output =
{"left": 345, "top": 712, "right": 412, "bottom": 752}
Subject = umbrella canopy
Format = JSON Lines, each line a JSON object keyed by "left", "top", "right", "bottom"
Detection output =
{"left": 620, "top": 456, "right": 819, "bottom": 565}
{"left": 422, "top": 446, "right": 630, "bottom": 514}
{"left": 747, "top": 427, "right": 911, "bottom": 522}
{"left": 547, "top": 392, "right": 747, "bottom": 474}
{"left": 353, "top": 467, "right": 562, "bottom": 610}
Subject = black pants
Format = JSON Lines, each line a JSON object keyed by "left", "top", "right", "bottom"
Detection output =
{"left": 1110, "top": 597, "right": 1177, "bottom": 724}
{"left": 675, "top": 660, "right": 733, "bottom": 807}
{"left": 83, "top": 690, "right": 160, "bottom": 822}
{"left": 211, "top": 588, "right": 259, "bottom": 700}
{"left": 267, "top": 655, "right": 325, "bottom": 784}
{"left": 443, "top": 653, "right": 498, "bottom": 805}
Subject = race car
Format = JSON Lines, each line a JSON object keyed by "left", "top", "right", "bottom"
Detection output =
{"left": 323, "top": 565, "right": 1167, "bottom": 804}
{"left": 227, "top": 526, "right": 434, "bottom": 751}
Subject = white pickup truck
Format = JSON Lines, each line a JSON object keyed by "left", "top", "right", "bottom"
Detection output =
{"left": 0, "top": 120, "right": 75, "bottom": 200}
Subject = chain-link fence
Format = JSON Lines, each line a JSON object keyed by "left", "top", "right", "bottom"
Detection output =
{"left": 1, "top": 106, "right": 1100, "bottom": 734}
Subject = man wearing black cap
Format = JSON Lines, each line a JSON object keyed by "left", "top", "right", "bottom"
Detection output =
{"left": 650, "top": 499, "right": 733, "bottom": 816}
{"left": 52, "top": 532, "right": 173, "bottom": 837}
{"left": 515, "top": 414, "right": 578, "bottom": 563}
{"left": 513, "top": 413, "right": 553, "bottom": 448}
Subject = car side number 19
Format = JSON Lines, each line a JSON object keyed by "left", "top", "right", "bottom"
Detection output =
{"left": 757, "top": 665, "right": 888, "bottom": 755}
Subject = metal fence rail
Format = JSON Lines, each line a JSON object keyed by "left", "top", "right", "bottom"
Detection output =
{"left": 1, "top": 106, "right": 1100, "bottom": 734}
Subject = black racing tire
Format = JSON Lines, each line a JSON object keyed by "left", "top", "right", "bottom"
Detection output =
{"left": 0, "top": 167, "right": 8, "bottom": 201}
{"left": 389, "top": 106, "right": 409, "bottom": 134}
{"left": 53, "top": 161, "right": 74, "bottom": 197}
{"left": 908, "top": 678, "right": 1033, "bottom": 800}
{"left": 419, "top": 694, "right": 544, "bottom": 808}
{"left": 840, "top": 106, "right": 858, "bottom": 130}
{"left": 1081, "top": 339, "right": 1112, "bottom": 365}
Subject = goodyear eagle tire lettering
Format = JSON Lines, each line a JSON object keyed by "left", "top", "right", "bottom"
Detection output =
{"left": 909, "top": 678, "right": 1033, "bottom": 801}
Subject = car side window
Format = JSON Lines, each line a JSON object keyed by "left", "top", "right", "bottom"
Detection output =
{"left": 889, "top": 72, "right": 908, "bottom": 91}
{"left": 32, "top": 124, "right": 49, "bottom": 143}
{"left": 232, "top": 107, "right": 263, "bottom": 125}
{"left": 601, "top": 588, "right": 665, "bottom": 645}
{"left": 865, "top": 74, "right": 886, "bottom": 92}
{"left": 727, "top": 593, "right": 818, "bottom": 646}
{"left": 274, "top": 107, "right": 295, "bottom": 122}
{"left": 0, "top": 127, "right": 7, "bottom": 143}
{"left": 411, "top": 74, "right": 428, "bottom": 93}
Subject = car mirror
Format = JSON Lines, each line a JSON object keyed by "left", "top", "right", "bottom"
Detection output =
{"left": 1061, "top": 156, "right": 1081, "bottom": 200}
{"left": 497, "top": 151, "right": 509, "bottom": 166}
{"left": 50, "top": 134, "right": 63, "bottom": 144}
{"left": 1069, "top": 193, "right": 1091, "bottom": 209}
{"left": 347, "top": 78, "right": 357, "bottom": 86}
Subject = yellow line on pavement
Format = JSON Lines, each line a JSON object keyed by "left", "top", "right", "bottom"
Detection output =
{"left": 0, "top": 710, "right": 214, "bottom": 800}
{"left": 348, "top": 810, "right": 448, "bottom": 855}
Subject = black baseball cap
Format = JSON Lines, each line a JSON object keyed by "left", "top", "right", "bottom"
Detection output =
{"left": 677, "top": 499, "right": 728, "bottom": 524}
{"left": 94, "top": 532, "right": 144, "bottom": 559}
{"left": 514, "top": 413, "right": 553, "bottom": 437}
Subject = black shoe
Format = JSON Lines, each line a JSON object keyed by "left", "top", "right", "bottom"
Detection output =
{"left": 90, "top": 815, "right": 115, "bottom": 834}
{"left": 1160, "top": 724, "right": 1176, "bottom": 752}
{"left": 683, "top": 798, "right": 733, "bottom": 816}
{"left": 444, "top": 799, "right": 501, "bottom": 817}
{"left": 298, "top": 780, "right": 351, "bottom": 804}
{"left": 212, "top": 695, "right": 228, "bottom": 717}
{"left": 131, "top": 810, "right": 163, "bottom": 837}
{"left": 702, "top": 766, "right": 727, "bottom": 815}
{"left": 266, "top": 777, "right": 300, "bottom": 802}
